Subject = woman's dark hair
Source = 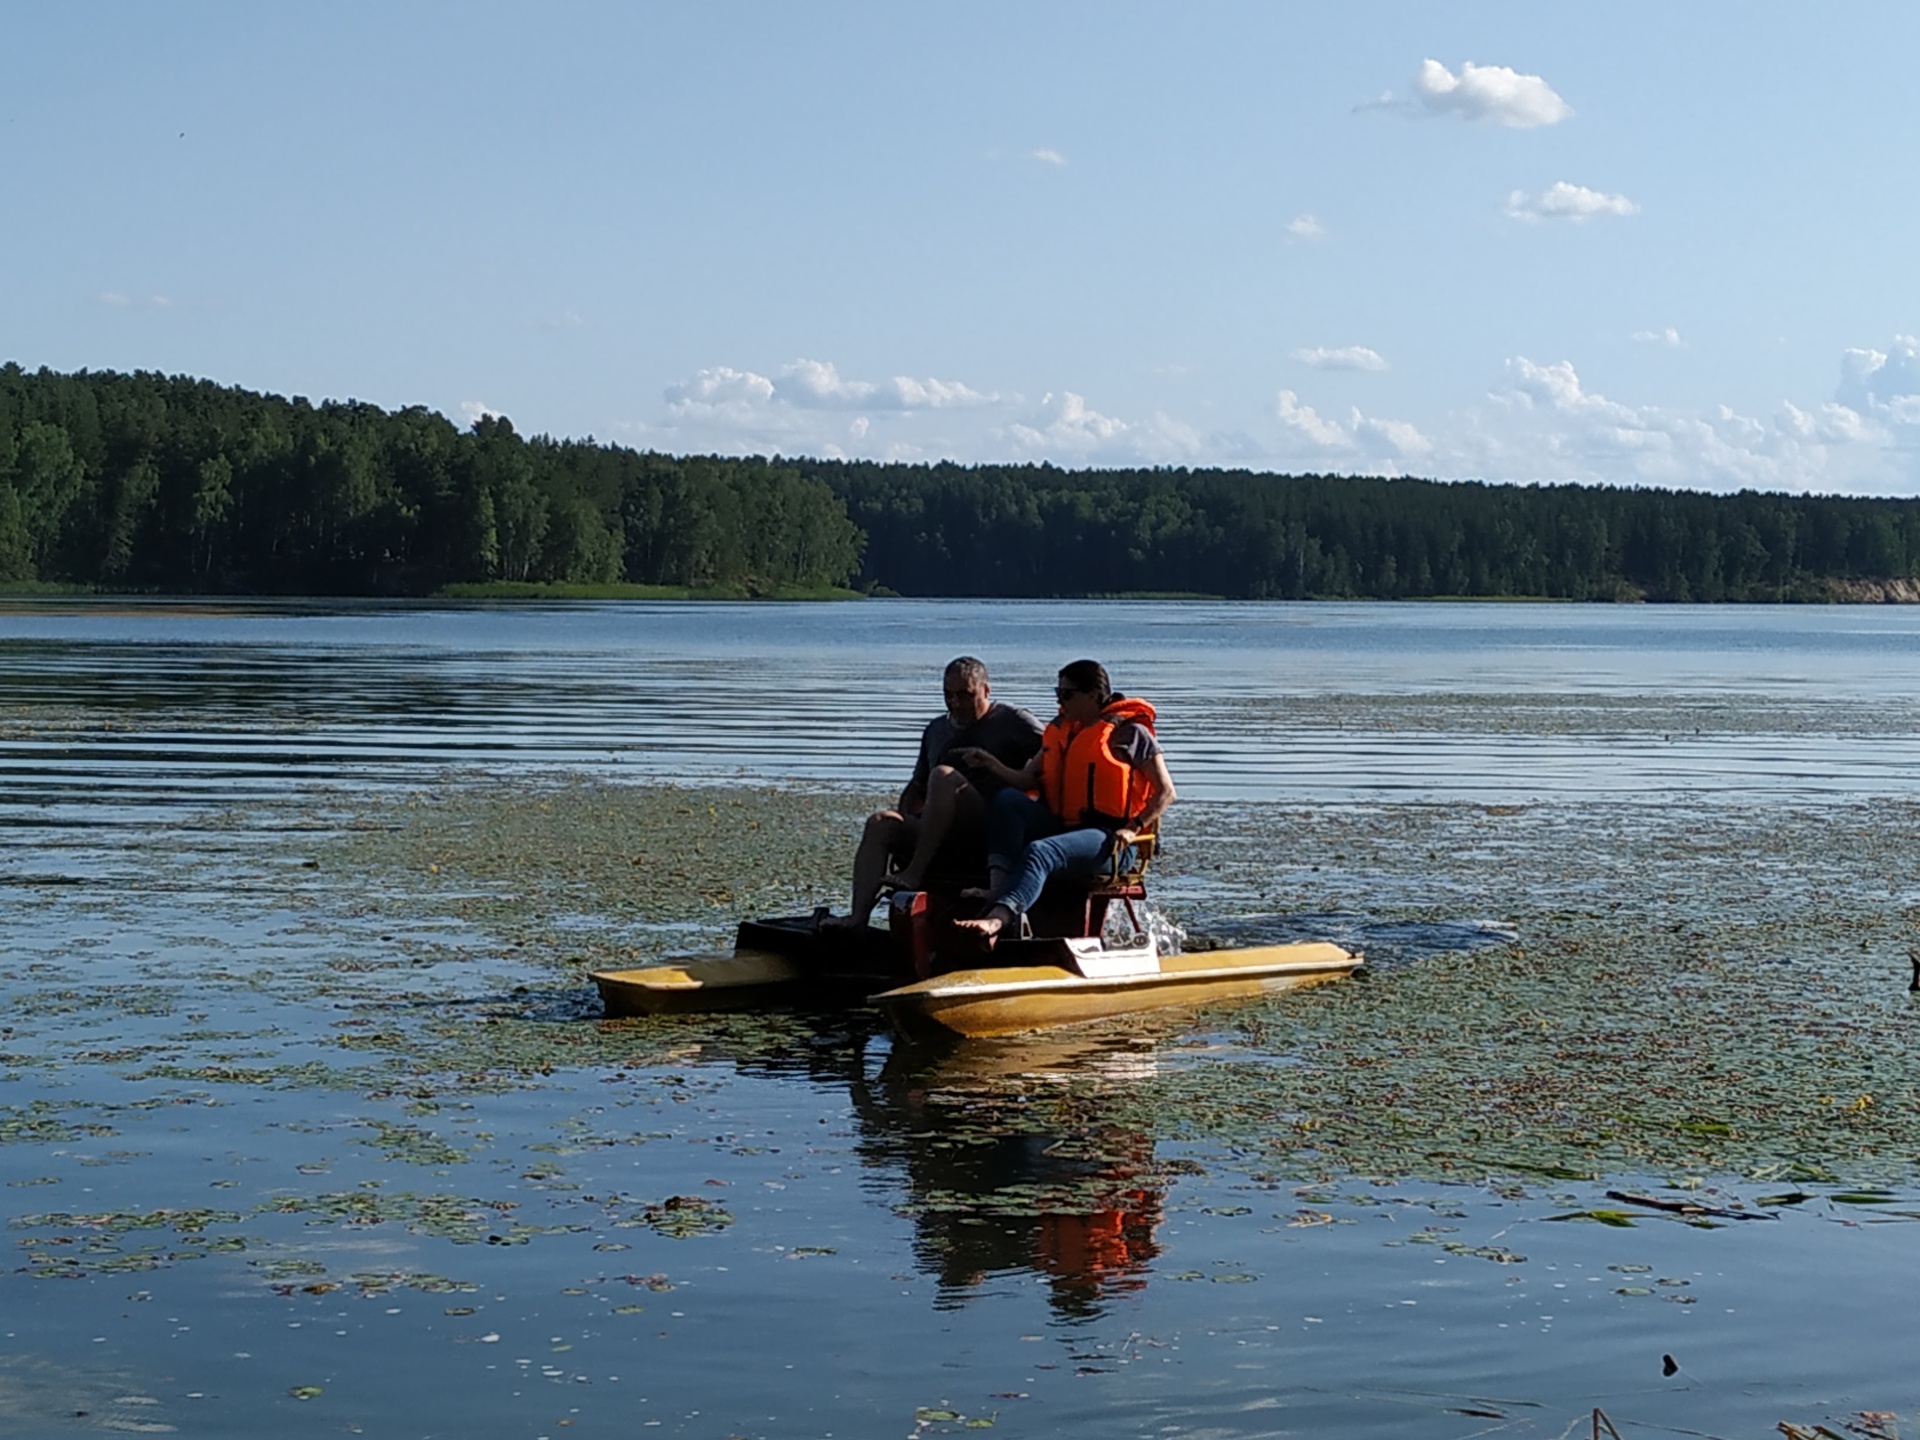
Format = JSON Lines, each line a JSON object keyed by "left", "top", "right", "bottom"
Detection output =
{"left": 1057, "top": 659, "right": 1112, "bottom": 706}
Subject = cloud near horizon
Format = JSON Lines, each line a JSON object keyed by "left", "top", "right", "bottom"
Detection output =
{"left": 645, "top": 344, "right": 1920, "bottom": 494}
{"left": 1275, "top": 390, "right": 1433, "bottom": 467}
{"left": 1837, "top": 335, "right": 1920, "bottom": 424}
{"left": 666, "top": 359, "right": 997, "bottom": 418}
{"left": 1474, "top": 352, "right": 1916, "bottom": 492}
{"left": 1413, "top": 59, "right": 1571, "bottom": 127}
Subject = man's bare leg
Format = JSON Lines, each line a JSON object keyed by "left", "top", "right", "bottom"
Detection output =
{"left": 952, "top": 902, "right": 1014, "bottom": 942}
{"left": 886, "top": 766, "right": 984, "bottom": 892}
{"left": 822, "top": 810, "right": 916, "bottom": 931}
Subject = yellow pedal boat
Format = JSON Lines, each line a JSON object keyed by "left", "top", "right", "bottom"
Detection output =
{"left": 591, "top": 911, "right": 1361, "bottom": 1038}
{"left": 869, "top": 938, "right": 1360, "bottom": 1039}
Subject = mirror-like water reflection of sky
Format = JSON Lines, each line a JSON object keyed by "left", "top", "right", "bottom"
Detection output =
{"left": 3, "top": 598, "right": 1918, "bottom": 1438}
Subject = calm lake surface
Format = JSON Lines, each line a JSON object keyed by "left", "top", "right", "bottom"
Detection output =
{"left": 3, "top": 598, "right": 1919, "bottom": 1438}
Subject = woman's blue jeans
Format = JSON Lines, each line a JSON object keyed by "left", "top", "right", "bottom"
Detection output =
{"left": 986, "top": 789, "right": 1133, "bottom": 919}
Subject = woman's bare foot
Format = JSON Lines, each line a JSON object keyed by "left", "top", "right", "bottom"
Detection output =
{"left": 951, "top": 904, "right": 1013, "bottom": 942}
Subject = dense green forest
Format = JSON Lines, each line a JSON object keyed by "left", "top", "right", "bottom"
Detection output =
{"left": 0, "top": 364, "right": 862, "bottom": 595}
{"left": 6, "top": 362, "right": 1920, "bottom": 601}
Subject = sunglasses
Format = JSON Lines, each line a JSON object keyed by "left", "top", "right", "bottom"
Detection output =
{"left": 1055, "top": 685, "right": 1082, "bottom": 701}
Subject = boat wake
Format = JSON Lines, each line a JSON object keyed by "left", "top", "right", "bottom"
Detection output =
{"left": 1187, "top": 910, "right": 1516, "bottom": 969}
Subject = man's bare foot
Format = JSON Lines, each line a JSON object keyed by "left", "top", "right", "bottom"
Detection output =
{"left": 951, "top": 905, "right": 1013, "bottom": 942}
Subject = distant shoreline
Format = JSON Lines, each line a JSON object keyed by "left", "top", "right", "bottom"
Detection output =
{"left": 5, "top": 583, "right": 1920, "bottom": 606}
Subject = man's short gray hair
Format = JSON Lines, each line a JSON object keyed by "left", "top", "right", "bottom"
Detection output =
{"left": 944, "top": 656, "right": 988, "bottom": 689}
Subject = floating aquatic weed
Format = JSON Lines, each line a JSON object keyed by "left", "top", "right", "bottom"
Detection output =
{"left": 635, "top": 1195, "right": 733, "bottom": 1238}
{"left": 119, "top": 775, "right": 1920, "bottom": 1192}
{"left": 353, "top": 1119, "right": 472, "bottom": 1167}
{"left": 256, "top": 1190, "right": 537, "bottom": 1244}
{"left": 0, "top": 1102, "right": 117, "bottom": 1144}
{"left": 345, "top": 1271, "right": 479, "bottom": 1296}
{"left": 10, "top": 1207, "right": 250, "bottom": 1279}
{"left": 316, "top": 780, "right": 872, "bottom": 971}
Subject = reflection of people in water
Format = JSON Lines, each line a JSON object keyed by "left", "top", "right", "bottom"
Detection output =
{"left": 852, "top": 1042, "right": 1165, "bottom": 1319}
{"left": 679, "top": 1012, "right": 1168, "bottom": 1320}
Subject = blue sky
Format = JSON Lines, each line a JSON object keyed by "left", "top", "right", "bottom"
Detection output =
{"left": 5, "top": 2, "right": 1918, "bottom": 492}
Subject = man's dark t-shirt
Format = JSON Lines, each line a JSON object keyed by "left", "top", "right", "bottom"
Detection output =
{"left": 911, "top": 702, "right": 1045, "bottom": 799}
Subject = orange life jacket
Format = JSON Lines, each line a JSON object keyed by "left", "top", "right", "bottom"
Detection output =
{"left": 1039, "top": 696, "right": 1158, "bottom": 828}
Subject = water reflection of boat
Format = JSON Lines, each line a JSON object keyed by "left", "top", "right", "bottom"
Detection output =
{"left": 592, "top": 881, "right": 1360, "bottom": 1037}
{"left": 853, "top": 1032, "right": 1171, "bottom": 1319}
{"left": 619, "top": 1013, "right": 1181, "bottom": 1319}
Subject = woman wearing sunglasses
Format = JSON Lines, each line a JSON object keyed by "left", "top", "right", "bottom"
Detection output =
{"left": 953, "top": 659, "right": 1176, "bottom": 943}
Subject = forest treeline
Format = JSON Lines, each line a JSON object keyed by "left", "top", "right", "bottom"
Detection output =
{"left": 6, "top": 362, "right": 1920, "bottom": 601}
{"left": 0, "top": 365, "right": 862, "bottom": 594}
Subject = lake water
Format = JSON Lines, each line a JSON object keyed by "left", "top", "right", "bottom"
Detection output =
{"left": 3, "top": 598, "right": 1919, "bottom": 1438}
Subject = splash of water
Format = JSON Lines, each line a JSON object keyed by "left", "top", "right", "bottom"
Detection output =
{"left": 1103, "top": 899, "right": 1184, "bottom": 955}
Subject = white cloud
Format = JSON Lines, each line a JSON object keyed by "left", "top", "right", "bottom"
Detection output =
{"left": 531, "top": 310, "right": 585, "bottom": 331}
{"left": 1357, "top": 415, "right": 1433, "bottom": 456}
{"left": 1293, "top": 345, "right": 1387, "bottom": 372}
{"left": 666, "top": 366, "right": 777, "bottom": 411}
{"left": 1031, "top": 148, "right": 1067, "bottom": 167}
{"left": 1837, "top": 335, "right": 1920, "bottom": 421}
{"left": 772, "top": 358, "right": 995, "bottom": 412}
{"left": 1276, "top": 390, "right": 1431, "bottom": 464}
{"left": 1505, "top": 182, "right": 1638, "bottom": 223}
{"left": 644, "top": 343, "right": 1920, "bottom": 493}
{"left": 886, "top": 374, "right": 994, "bottom": 409}
{"left": 1009, "top": 391, "right": 1128, "bottom": 451}
{"left": 656, "top": 357, "right": 1003, "bottom": 457}
{"left": 1276, "top": 391, "right": 1351, "bottom": 448}
{"left": 1286, "top": 213, "right": 1325, "bottom": 241}
{"left": 98, "top": 291, "right": 176, "bottom": 310}
{"left": 775, "top": 358, "right": 877, "bottom": 409}
{"left": 1413, "top": 59, "right": 1571, "bottom": 128}
{"left": 460, "top": 400, "right": 505, "bottom": 426}
{"left": 1779, "top": 400, "right": 1877, "bottom": 445}
{"left": 996, "top": 393, "right": 1204, "bottom": 465}
{"left": 1471, "top": 354, "right": 1914, "bottom": 492}
{"left": 1632, "top": 327, "right": 1684, "bottom": 347}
